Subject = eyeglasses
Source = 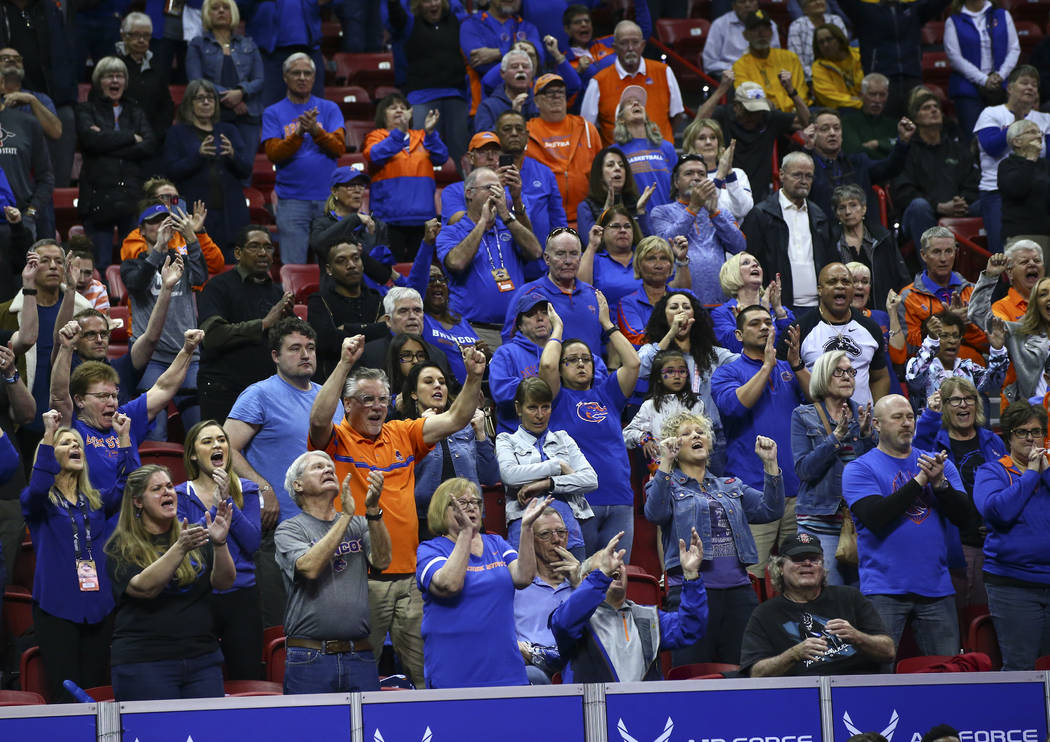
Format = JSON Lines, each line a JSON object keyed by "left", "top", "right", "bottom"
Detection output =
{"left": 945, "top": 396, "right": 976, "bottom": 408}
{"left": 398, "top": 351, "right": 428, "bottom": 364}
{"left": 547, "top": 250, "right": 581, "bottom": 260}
{"left": 788, "top": 555, "right": 823, "bottom": 565}
{"left": 1013, "top": 427, "right": 1043, "bottom": 440}
{"left": 0, "top": 54, "right": 22, "bottom": 63}
{"left": 157, "top": 193, "right": 180, "bottom": 205}
{"left": 81, "top": 330, "right": 111, "bottom": 341}
{"left": 831, "top": 367, "right": 857, "bottom": 378}
{"left": 547, "top": 226, "right": 580, "bottom": 241}
{"left": 562, "top": 355, "right": 592, "bottom": 366}
{"left": 192, "top": 94, "right": 215, "bottom": 103}
{"left": 449, "top": 497, "right": 482, "bottom": 509}
{"left": 606, "top": 222, "right": 633, "bottom": 231}
{"left": 352, "top": 394, "right": 390, "bottom": 407}
{"left": 535, "top": 527, "right": 569, "bottom": 542}
{"left": 85, "top": 391, "right": 119, "bottom": 401}
{"left": 661, "top": 367, "right": 688, "bottom": 377}
{"left": 123, "top": 31, "right": 150, "bottom": 40}
{"left": 287, "top": 69, "right": 314, "bottom": 78}
{"left": 428, "top": 274, "right": 447, "bottom": 285}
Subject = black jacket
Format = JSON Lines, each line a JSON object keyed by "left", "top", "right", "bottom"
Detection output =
{"left": 307, "top": 276, "right": 388, "bottom": 377}
{"left": 0, "top": 0, "right": 76, "bottom": 105}
{"left": 891, "top": 131, "right": 979, "bottom": 211}
{"left": 75, "top": 93, "right": 155, "bottom": 222}
{"left": 832, "top": 221, "right": 910, "bottom": 311}
{"left": 808, "top": 139, "right": 910, "bottom": 221}
{"left": 117, "top": 49, "right": 175, "bottom": 144}
{"left": 998, "top": 153, "right": 1050, "bottom": 239}
{"left": 741, "top": 193, "right": 836, "bottom": 309}
{"left": 309, "top": 211, "right": 394, "bottom": 280}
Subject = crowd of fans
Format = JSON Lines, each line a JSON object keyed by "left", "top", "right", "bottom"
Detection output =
{"left": 0, "top": 0, "right": 1049, "bottom": 708}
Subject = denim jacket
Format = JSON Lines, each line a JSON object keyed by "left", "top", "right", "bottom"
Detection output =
{"left": 495, "top": 427, "right": 598, "bottom": 524}
{"left": 644, "top": 468, "right": 784, "bottom": 571}
{"left": 790, "top": 402, "right": 876, "bottom": 516}
{"left": 186, "top": 33, "right": 266, "bottom": 117}
{"left": 414, "top": 422, "right": 499, "bottom": 515}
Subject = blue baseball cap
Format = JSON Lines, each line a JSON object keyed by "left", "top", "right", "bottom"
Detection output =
{"left": 514, "top": 291, "right": 548, "bottom": 316}
{"left": 139, "top": 203, "right": 168, "bottom": 224}
{"left": 330, "top": 166, "right": 369, "bottom": 189}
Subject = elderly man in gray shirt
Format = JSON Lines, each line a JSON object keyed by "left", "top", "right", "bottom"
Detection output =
{"left": 275, "top": 451, "right": 390, "bottom": 694}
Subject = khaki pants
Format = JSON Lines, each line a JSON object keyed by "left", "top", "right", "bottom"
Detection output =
{"left": 367, "top": 576, "right": 424, "bottom": 688}
{"left": 746, "top": 496, "right": 798, "bottom": 580}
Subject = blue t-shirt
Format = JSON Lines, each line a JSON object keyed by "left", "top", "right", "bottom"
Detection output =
{"left": 550, "top": 372, "right": 632, "bottom": 506}
{"left": 841, "top": 447, "right": 963, "bottom": 598}
{"left": 261, "top": 96, "right": 343, "bottom": 201}
{"left": 592, "top": 251, "right": 642, "bottom": 309}
{"left": 619, "top": 138, "right": 677, "bottom": 216}
{"left": 422, "top": 314, "right": 478, "bottom": 384}
{"left": 73, "top": 393, "right": 150, "bottom": 495}
{"left": 416, "top": 533, "right": 528, "bottom": 688}
{"left": 27, "top": 301, "right": 61, "bottom": 431}
{"left": 227, "top": 374, "right": 343, "bottom": 523}
{"left": 436, "top": 215, "right": 529, "bottom": 324}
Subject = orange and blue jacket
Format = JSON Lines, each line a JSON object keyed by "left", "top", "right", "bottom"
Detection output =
{"left": 364, "top": 128, "right": 448, "bottom": 226}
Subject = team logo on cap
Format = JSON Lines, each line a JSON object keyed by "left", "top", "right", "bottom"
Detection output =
{"left": 797, "top": 533, "right": 815, "bottom": 544}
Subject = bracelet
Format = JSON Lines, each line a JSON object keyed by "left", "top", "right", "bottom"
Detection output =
{"left": 212, "top": 539, "right": 227, "bottom": 546}
{"left": 601, "top": 326, "right": 620, "bottom": 342}
{"left": 21, "top": 288, "right": 36, "bottom": 296}
{"left": 791, "top": 360, "right": 805, "bottom": 372}
{"left": 674, "top": 259, "right": 689, "bottom": 266}
{"left": 547, "top": 337, "right": 562, "bottom": 343}
{"left": 3, "top": 370, "right": 18, "bottom": 384}
{"left": 887, "top": 329, "right": 902, "bottom": 338}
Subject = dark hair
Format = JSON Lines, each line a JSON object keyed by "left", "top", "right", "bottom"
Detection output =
{"left": 598, "top": 205, "right": 644, "bottom": 247}
{"left": 586, "top": 146, "right": 640, "bottom": 216}
{"left": 669, "top": 153, "right": 707, "bottom": 200}
{"left": 812, "top": 22, "right": 848, "bottom": 61}
{"left": 921, "top": 726, "right": 961, "bottom": 742}
{"left": 735, "top": 303, "right": 769, "bottom": 332}
{"left": 236, "top": 224, "right": 272, "bottom": 248}
{"left": 74, "top": 307, "right": 108, "bottom": 324}
{"left": 176, "top": 79, "right": 220, "bottom": 125}
{"left": 920, "top": 310, "right": 964, "bottom": 339}
{"left": 268, "top": 317, "right": 316, "bottom": 354}
{"left": 385, "top": 332, "right": 432, "bottom": 396}
{"left": 644, "top": 291, "right": 717, "bottom": 376}
{"left": 847, "top": 734, "right": 888, "bottom": 742}
{"left": 375, "top": 92, "right": 411, "bottom": 129}
{"left": 562, "top": 3, "right": 590, "bottom": 25}
{"left": 648, "top": 349, "right": 701, "bottom": 413}
{"left": 515, "top": 376, "right": 554, "bottom": 405}
{"left": 813, "top": 107, "right": 842, "bottom": 125}
{"left": 496, "top": 108, "right": 527, "bottom": 130}
{"left": 398, "top": 361, "right": 449, "bottom": 416}
{"left": 1000, "top": 401, "right": 1047, "bottom": 445}
{"left": 69, "top": 246, "right": 94, "bottom": 263}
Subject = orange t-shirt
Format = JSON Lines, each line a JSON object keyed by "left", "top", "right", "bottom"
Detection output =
{"left": 526, "top": 115, "right": 600, "bottom": 227}
{"left": 310, "top": 417, "right": 433, "bottom": 575}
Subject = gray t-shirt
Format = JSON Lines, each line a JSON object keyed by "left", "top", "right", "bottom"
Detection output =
{"left": 275, "top": 512, "right": 372, "bottom": 640}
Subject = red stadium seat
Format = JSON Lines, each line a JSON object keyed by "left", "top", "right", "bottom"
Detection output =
{"left": 54, "top": 187, "right": 79, "bottom": 239}
{"left": 1007, "top": 0, "right": 1050, "bottom": 26}
{"left": 328, "top": 85, "right": 372, "bottom": 121}
{"left": 624, "top": 564, "right": 661, "bottom": 605}
{"left": 293, "top": 303, "right": 308, "bottom": 321}
{"left": 12, "top": 538, "right": 34, "bottom": 593}
{"left": 965, "top": 613, "right": 1002, "bottom": 670}
{"left": 1015, "top": 20, "right": 1044, "bottom": 56}
{"left": 138, "top": 441, "right": 188, "bottom": 483}
{"left": 224, "top": 680, "right": 283, "bottom": 696}
{"left": 19, "top": 646, "right": 47, "bottom": 700}
{"left": 655, "top": 18, "right": 711, "bottom": 59}
{"left": 895, "top": 655, "right": 954, "bottom": 673}
{"left": 337, "top": 152, "right": 367, "bottom": 170}
{"left": 433, "top": 158, "right": 458, "bottom": 185}
{"left": 0, "top": 690, "right": 45, "bottom": 706}
{"left": 321, "top": 19, "right": 342, "bottom": 55}
{"left": 921, "top": 51, "right": 951, "bottom": 88}
{"left": 252, "top": 154, "right": 276, "bottom": 192}
{"left": 482, "top": 485, "right": 507, "bottom": 537}
{"left": 667, "top": 662, "right": 739, "bottom": 680}
{"left": 1035, "top": 655, "right": 1050, "bottom": 670}
{"left": 84, "top": 685, "right": 114, "bottom": 701}
{"left": 332, "top": 52, "right": 395, "bottom": 95}
{"left": 2, "top": 589, "right": 32, "bottom": 638}
{"left": 265, "top": 636, "right": 286, "bottom": 685}
{"left": 373, "top": 85, "right": 402, "bottom": 102}
{"left": 345, "top": 120, "right": 374, "bottom": 153}
{"left": 105, "top": 264, "right": 127, "bottom": 306}
{"left": 244, "top": 187, "right": 274, "bottom": 225}
{"left": 920, "top": 21, "right": 944, "bottom": 46}
{"left": 108, "top": 305, "right": 130, "bottom": 343}
{"left": 170, "top": 85, "right": 186, "bottom": 108}
{"left": 280, "top": 264, "right": 320, "bottom": 303}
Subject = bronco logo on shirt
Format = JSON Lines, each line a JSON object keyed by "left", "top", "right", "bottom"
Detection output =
{"left": 576, "top": 400, "right": 608, "bottom": 423}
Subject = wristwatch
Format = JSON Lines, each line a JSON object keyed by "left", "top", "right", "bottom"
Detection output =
{"left": 366, "top": 509, "right": 384, "bottom": 521}
{"left": 2, "top": 370, "right": 17, "bottom": 384}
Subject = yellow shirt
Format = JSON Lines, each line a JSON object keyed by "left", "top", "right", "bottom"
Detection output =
{"left": 732, "top": 48, "right": 809, "bottom": 113}
{"left": 812, "top": 47, "right": 863, "bottom": 109}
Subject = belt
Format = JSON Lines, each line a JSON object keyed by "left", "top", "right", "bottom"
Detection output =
{"left": 286, "top": 637, "right": 373, "bottom": 654}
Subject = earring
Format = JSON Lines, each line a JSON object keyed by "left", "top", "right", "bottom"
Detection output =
{"left": 135, "top": 508, "right": 142, "bottom": 519}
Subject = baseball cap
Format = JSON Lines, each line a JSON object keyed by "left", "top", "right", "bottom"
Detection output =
{"left": 514, "top": 292, "right": 549, "bottom": 316}
{"left": 735, "top": 82, "right": 771, "bottom": 112}
{"left": 535, "top": 73, "right": 566, "bottom": 94}
{"left": 618, "top": 84, "right": 648, "bottom": 109}
{"left": 744, "top": 9, "right": 773, "bottom": 29}
{"left": 139, "top": 203, "right": 168, "bottom": 224}
{"left": 779, "top": 533, "right": 824, "bottom": 559}
{"left": 469, "top": 131, "right": 501, "bottom": 151}
{"left": 329, "top": 165, "right": 369, "bottom": 189}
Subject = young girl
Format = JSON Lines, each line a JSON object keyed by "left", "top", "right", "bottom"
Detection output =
{"left": 624, "top": 349, "right": 706, "bottom": 468}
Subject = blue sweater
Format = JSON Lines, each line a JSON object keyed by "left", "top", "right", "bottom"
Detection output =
{"left": 974, "top": 456, "right": 1050, "bottom": 584}
{"left": 176, "top": 478, "right": 262, "bottom": 592}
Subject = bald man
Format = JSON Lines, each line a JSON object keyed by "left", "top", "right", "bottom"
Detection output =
{"left": 797, "top": 262, "right": 889, "bottom": 407}
{"left": 580, "top": 20, "right": 685, "bottom": 144}
{"left": 841, "top": 394, "right": 969, "bottom": 659}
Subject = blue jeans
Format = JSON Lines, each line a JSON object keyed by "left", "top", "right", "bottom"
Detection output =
{"left": 980, "top": 190, "right": 1004, "bottom": 254}
{"left": 139, "top": 358, "right": 199, "bottom": 442}
{"left": 985, "top": 582, "right": 1050, "bottom": 670}
{"left": 283, "top": 646, "right": 380, "bottom": 694}
{"left": 866, "top": 593, "right": 959, "bottom": 657}
{"left": 796, "top": 526, "right": 857, "bottom": 587}
{"left": 507, "top": 498, "right": 586, "bottom": 560}
{"left": 276, "top": 198, "right": 327, "bottom": 265}
{"left": 112, "top": 648, "right": 224, "bottom": 701}
{"left": 579, "top": 504, "right": 634, "bottom": 562}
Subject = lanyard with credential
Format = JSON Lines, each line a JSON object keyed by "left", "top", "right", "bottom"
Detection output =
{"left": 482, "top": 228, "right": 515, "bottom": 293}
{"left": 60, "top": 491, "right": 101, "bottom": 592}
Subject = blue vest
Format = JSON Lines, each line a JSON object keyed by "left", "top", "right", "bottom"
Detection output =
{"left": 948, "top": 7, "right": 1010, "bottom": 98}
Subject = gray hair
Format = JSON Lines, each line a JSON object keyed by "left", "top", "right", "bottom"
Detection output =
{"left": 1007, "top": 118, "right": 1040, "bottom": 147}
{"left": 342, "top": 366, "right": 390, "bottom": 400}
{"left": 91, "top": 56, "right": 128, "bottom": 90}
{"left": 919, "top": 226, "right": 956, "bottom": 252}
{"left": 382, "top": 286, "right": 422, "bottom": 317}
{"left": 121, "top": 11, "right": 152, "bottom": 34}
{"left": 464, "top": 166, "right": 496, "bottom": 192}
{"left": 282, "top": 52, "right": 315, "bottom": 75}
{"left": 831, "top": 183, "right": 866, "bottom": 211}
{"left": 613, "top": 19, "right": 642, "bottom": 39}
{"left": 30, "top": 238, "right": 62, "bottom": 253}
{"left": 1005, "top": 239, "right": 1043, "bottom": 263}
{"left": 861, "top": 73, "right": 889, "bottom": 93}
{"left": 500, "top": 49, "right": 533, "bottom": 73}
{"left": 769, "top": 552, "right": 827, "bottom": 593}
{"left": 284, "top": 450, "right": 336, "bottom": 507}
{"left": 808, "top": 350, "right": 849, "bottom": 400}
{"left": 177, "top": 79, "right": 219, "bottom": 125}
{"left": 781, "top": 150, "right": 813, "bottom": 171}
